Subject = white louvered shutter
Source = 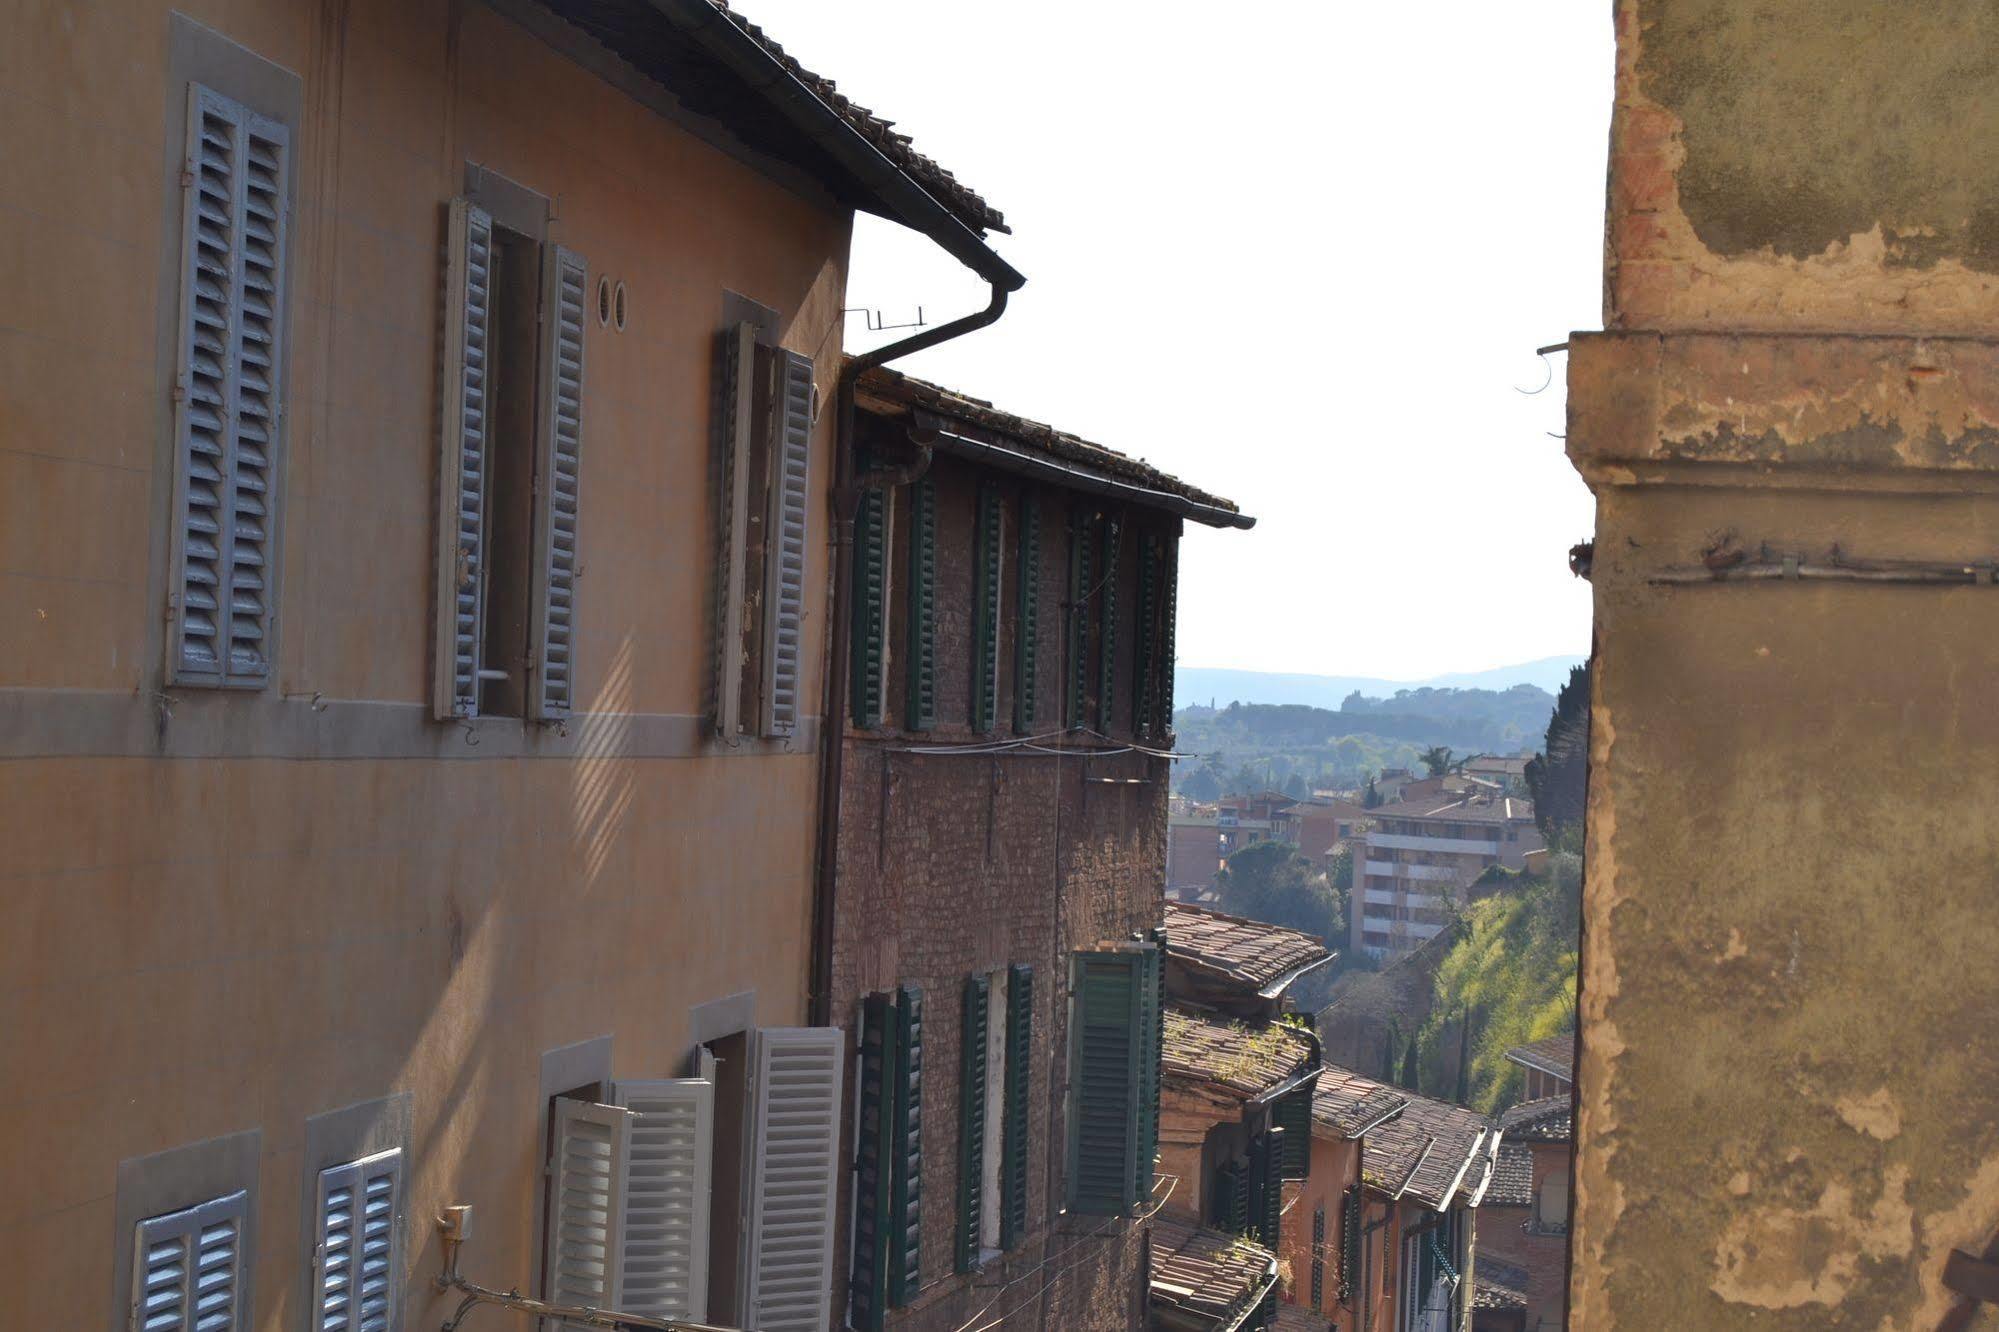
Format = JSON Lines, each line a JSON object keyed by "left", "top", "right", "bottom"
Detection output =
{"left": 531, "top": 246, "right": 587, "bottom": 721}
{"left": 713, "top": 321, "right": 756, "bottom": 738}
{"left": 130, "top": 1189, "right": 248, "bottom": 1332}
{"left": 545, "top": 1098, "right": 633, "bottom": 1322}
{"left": 741, "top": 1026, "right": 844, "bottom": 1331}
{"left": 759, "top": 351, "right": 812, "bottom": 738}
{"left": 433, "top": 199, "right": 494, "bottom": 719}
{"left": 610, "top": 1071, "right": 715, "bottom": 1322}
{"left": 169, "top": 85, "right": 288, "bottom": 688}
{"left": 311, "top": 1148, "right": 401, "bottom": 1332}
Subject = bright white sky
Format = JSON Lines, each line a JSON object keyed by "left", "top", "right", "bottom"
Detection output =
{"left": 748, "top": 1, "right": 1613, "bottom": 680}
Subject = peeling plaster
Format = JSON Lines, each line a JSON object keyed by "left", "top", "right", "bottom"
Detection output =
{"left": 1711, "top": 1168, "right": 1914, "bottom": 1309}
{"left": 1569, "top": 687, "right": 1626, "bottom": 1330}
{"left": 1837, "top": 1090, "right": 1905, "bottom": 1143}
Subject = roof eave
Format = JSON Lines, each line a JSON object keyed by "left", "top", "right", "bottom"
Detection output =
{"left": 923, "top": 420, "right": 1254, "bottom": 529}
{"left": 1257, "top": 949, "right": 1338, "bottom": 999}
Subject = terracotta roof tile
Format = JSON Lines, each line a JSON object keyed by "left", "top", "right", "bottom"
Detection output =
{"left": 1272, "top": 1303, "right": 1333, "bottom": 1331}
{"left": 1484, "top": 1143, "right": 1535, "bottom": 1208}
{"left": 1311, "top": 1066, "right": 1410, "bottom": 1140}
{"left": 1367, "top": 793, "right": 1537, "bottom": 825}
{"left": 1165, "top": 902, "right": 1334, "bottom": 993}
{"left": 1148, "top": 1217, "right": 1279, "bottom": 1328}
{"left": 1473, "top": 1255, "right": 1531, "bottom": 1310}
{"left": 1353, "top": 1077, "right": 1497, "bottom": 1211}
{"left": 1504, "top": 1032, "right": 1576, "bottom": 1081}
{"left": 1498, "top": 1095, "right": 1573, "bottom": 1142}
{"left": 1162, "top": 1008, "right": 1316, "bottom": 1102}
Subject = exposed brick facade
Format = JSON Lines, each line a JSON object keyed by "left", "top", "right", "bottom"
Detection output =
{"left": 830, "top": 437, "right": 1182, "bottom": 1331}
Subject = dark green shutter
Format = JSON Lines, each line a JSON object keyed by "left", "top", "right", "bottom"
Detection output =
{"left": 1135, "top": 934, "right": 1165, "bottom": 1207}
{"left": 971, "top": 483, "right": 1003, "bottom": 733}
{"left": 1097, "top": 513, "right": 1119, "bottom": 733}
{"left": 956, "top": 975, "right": 989, "bottom": 1274}
{"left": 1134, "top": 533, "right": 1160, "bottom": 741}
{"left": 850, "top": 994, "right": 893, "bottom": 1329}
{"left": 1340, "top": 1183, "right": 1361, "bottom": 1303}
{"left": 1064, "top": 507, "right": 1092, "bottom": 729}
{"left": 851, "top": 483, "right": 887, "bottom": 728}
{"left": 1067, "top": 951, "right": 1141, "bottom": 1215}
{"left": 890, "top": 985, "right": 923, "bottom": 1303}
{"left": 1013, "top": 497, "right": 1040, "bottom": 733}
{"left": 1216, "top": 1157, "right": 1250, "bottom": 1235}
{"left": 1274, "top": 1084, "right": 1313, "bottom": 1180}
{"left": 904, "top": 476, "right": 936, "bottom": 730}
{"left": 1159, "top": 533, "right": 1178, "bottom": 737}
{"left": 1000, "top": 964, "right": 1033, "bottom": 1248}
{"left": 1311, "top": 1203, "right": 1327, "bottom": 1309}
{"left": 1257, "top": 1127, "right": 1284, "bottom": 1248}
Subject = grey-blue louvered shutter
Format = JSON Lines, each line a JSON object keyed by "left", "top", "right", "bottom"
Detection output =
{"left": 433, "top": 199, "right": 494, "bottom": 719}
{"left": 531, "top": 245, "right": 587, "bottom": 722}
{"left": 132, "top": 1189, "right": 249, "bottom": 1332}
{"left": 312, "top": 1149, "right": 402, "bottom": 1332}
{"left": 169, "top": 84, "right": 288, "bottom": 689}
{"left": 761, "top": 350, "right": 811, "bottom": 737}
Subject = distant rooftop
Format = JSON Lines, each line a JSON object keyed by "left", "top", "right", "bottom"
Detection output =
{"left": 1505, "top": 1032, "right": 1576, "bottom": 1081}
{"left": 1309, "top": 1062, "right": 1499, "bottom": 1212}
{"left": 1312, "top": 1065, "right": 1411, "bottom": 1140}
{"left": 1148, "top": 1217, "right": 1278, "bottom": 1330}
{"left": 1369, "top": 792, "right": 1536, "bottom": 826}
{"left": 1474, "top": 1255, "right": 1532, "bottom": 1312}
{"left": 1165, "top": 901, "right": 1333, "bottom": 996}
{"left": 1162, "top": 1007, "right": 1316, "bottom": 1103}
{"left": 1499, "top": 1095, "right": 1574, "bottom": 1143}
{"left": 1485, "top": 1143, "right": 1536, "bottom": 1208}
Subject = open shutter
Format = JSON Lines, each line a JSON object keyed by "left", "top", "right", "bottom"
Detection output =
{"left": 999, "top": 964, "right": 1032, "bottom": 1249}
{"left": 1253, "top": 1128, "right": 1284, "bottom": 1248}
{"left": 131, "top": 1189, "right": 248, "bottom": 1332}
{"left": 1135, "top": 933, "right": 1165, "bottom": 1206}
{"left": 851, "top": 997, "right": 894, "bottom": 1331}
{"left": 904, "top": 476, "right": 937, "bottom": 730}
{"left": 433, "top": 198, "right": 494, "bottom": 718}
{"left": 713, "top": 322, "right": 756, "bottom": 737}
{"left": 971, "top": 484, "right": 1003, "bottom": 733}
{"left": 1134, "top": 533, "right": 1160, "bottom": 741}
{"left": 168, "top": 86, "right": 287, "bottom": 689}
{"left": 1159, "top": 533, "right": 1178, "bottom": 736}
{"left": 531, "top": 245, "right": 587, "bottom": 721}
{"left": 761, "top": 350, "right": 812, "bottom": 737}
{"left": 850, "top": 475, "right": 888, "bottom": 729}
{"left": 1065, "top": 508, "right": 1093, "bottom": 729}
{"left": 545, "top": 1097, "right": 633, "bottom": 1320}
{"left": 312, "top": 1149, "right": 401, "bottom": 1332}
{"left": 1012, "top": 497, "right": 1040, "bottom": 734}
{"left": 889, "top": 986, "right": 923, "bottom": 1304}
{"left": 1213, "top": 1159, "right": 1247, "bottom": 1235}
{"left": 1311, "top": 1204, "right": 1327, "bottom": 1309}
{"left": 1340, "top": 1184, "right": 1361, "bottom": 1303}
{"left": 955, "top": 975, "right": 989, "bottom": 1274}
{"left": 1068, "top": 950, "right": 1141, "bottom": 1215}
{"left": 1097, "top": 513, "right": 1120, "bottom": 732}
{"left": 1273, "top": 1085, "right": 1314, "bottom": 1181}
{"left": 742, "top": 1026, "right": 843, "bottom": 1332}
{"left": 611, "top": 1072, "right": 715, "bottom": 1322}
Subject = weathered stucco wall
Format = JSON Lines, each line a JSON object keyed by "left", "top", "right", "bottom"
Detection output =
{"left": 1571, "top": 4, "right": 1999, "bottom": 1323}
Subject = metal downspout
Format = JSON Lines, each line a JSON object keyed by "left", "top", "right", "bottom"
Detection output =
{"left": 806, "top": 284, "right": 1012, "bottom": 1026}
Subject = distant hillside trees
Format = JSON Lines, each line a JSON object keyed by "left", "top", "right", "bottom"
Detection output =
{"left": 1525, "top": 664, "right": 1590, "bottom": 837}
{"left": 1214, "top": 841, "right": 1344, "bottom": 951}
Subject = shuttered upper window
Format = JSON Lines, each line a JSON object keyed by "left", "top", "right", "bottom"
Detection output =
{"left": 168, "top": 85, "right": 290, "bottom": 689}
{"left": 741, "top": 1026, "right": 844, "bottom": 1331}
{"left": 852, "top": 987, "right": 922, "bottom": 1326}
{"left": 970, "top": 484, "right": 1004, "bottom": 733}
{"left": 1066, "top": 941, "right": 1163, "bottom": 1217}
{"left": 131, "top": 1189, "right": 249, "bottom": 1332}
{"left": 312, "top": 1149, "right": 402, "bottom": 1332}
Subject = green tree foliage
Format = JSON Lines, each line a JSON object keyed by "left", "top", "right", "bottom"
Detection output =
{"left": 1214, "top": 840, "right": 1343, "bottom": 948}
{"left": 1419, "top": 745, "right": 1455, "bottom": 777}
{"left": 1363, "top": 777, "right": 1382, "bottom": 808}
{"left": 1525, "top": 664, "right": 1590, "bottom": 839}
{"left": 1282, "top": 773, "right": 1309, "bottom": 799}
{"left": 1180, "top": 764, "right": 1223, "bottom": 803}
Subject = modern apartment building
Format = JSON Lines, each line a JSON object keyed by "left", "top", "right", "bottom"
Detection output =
{"left": 1353, "top": 794, "right": 1542, "bottom": 960}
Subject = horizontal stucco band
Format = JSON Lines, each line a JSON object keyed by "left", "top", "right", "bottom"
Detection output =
{"left": 0, "top": 688, "right": 818, "bottom": 761}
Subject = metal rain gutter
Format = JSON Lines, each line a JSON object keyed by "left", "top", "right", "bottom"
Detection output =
{"left": 1258, "top": 950, "right": 1338, "bottom": 1000}
{"left": 649, "top": 0, "right": 1025, "bottom": 292}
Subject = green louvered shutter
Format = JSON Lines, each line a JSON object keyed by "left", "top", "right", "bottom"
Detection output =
{"left": 1214, "top": 1158, "right": 1248, "bottom": 1235}
{"left": 1134, "top": 935, "right": 1165, "bottom": 1207}
{"left": 1000, "top": 964, "right": 1032, "bottom": 1249}
{"left": 1065, "top": 508, "right": 1093, "bottom": 729}
{"left": 850, "top": 994, "right": 893, "bottom": 1329}
{"left": 1257, "top": 1127, "right": 1284, "bottom": 1248}
{"left": 1159, "top": 533, "right": 1179, "bottom": 737}
{"left": 1012, "top": 496, "right": 1040, "bottom": 734}
{"left": 1311, "top": 1203, "right": 1327, "bottom": 1309}
{"left": 1274, "top": 1084, "right": 1313, "bottom": 1181}
{"left": 1067, "top": 951, "right": 1141, "bottom": 1215}
{"left": 956, "top": 975, "right": 989, "bottom": 1274}
{"left": 905, "top": 476, "right": 936, "bottom": 730}
{"left": 1097, "top": 513, "right": 1120, "bottom": 733}
{"left": 1134, "top": 533, "right": 1160, "bottom": 741}
{"left": 851, "top": 480, "right": 887, "bottom": 728}
{"left": 971, "top": 483, "right": 1003, "bottom": 733}
{"left": 890, "top": 986, "right": 923, "bottom": 1304}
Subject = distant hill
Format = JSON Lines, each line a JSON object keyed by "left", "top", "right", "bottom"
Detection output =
{"left": 1175, "top": 655, "right": 1584, "bottom": 711}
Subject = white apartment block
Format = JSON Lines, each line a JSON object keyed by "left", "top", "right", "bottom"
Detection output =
{"left": 1353, "top": 793, "right": 1544, "bottom": 959}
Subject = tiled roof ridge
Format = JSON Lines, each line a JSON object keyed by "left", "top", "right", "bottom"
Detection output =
{"left": 706, "top": 1, "right": 1007, "bottom": 235}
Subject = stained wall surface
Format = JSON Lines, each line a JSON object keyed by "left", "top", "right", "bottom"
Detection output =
{"left": 0, "top": 0, "right": 847, "bottom": 1326}
{"left": 1569, "top": 2, "right": 1999, "bottom": 1325}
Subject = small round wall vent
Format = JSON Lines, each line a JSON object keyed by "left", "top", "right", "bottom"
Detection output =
{"left": 596, "top": 275, "right": 612, "bottom": 327}
{"left": 613, "top": 281, "right": 628, "bottom": 332}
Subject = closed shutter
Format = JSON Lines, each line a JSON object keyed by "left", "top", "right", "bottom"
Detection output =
{"left": 1340, "top": 1184, "right": 1361, "bottom": 1302}
{"left": 1097, "top": 513, "right": 1120, "bottom": 733}
{"left": 1159, "top": 534, "right": 1179, "bottom": 736}
{"left": 1134, "top": 533, "right": 1160, "bottom": 741}
{"left": 850, "top": 477, "right": 888, "bottom": 728}
{"left": 1064, "top": 508, "right": 1093, "bottom": 729}
{"left": 713, "top": 322, "right": 756, "bottom": 737}
{"left": 761, "top": 350, "right": 812, "bottom": 737}
{"left": 545, "top": 1097, "right": 633, "bottom": 1320}
{"left": 851, "top": 996, "right": 894, "bottom": 1331}
{"left": 610, "top": 1072, "right": 715, "bottom": 1322}
{"left": 955, "top": 974, "right": 989, "bottom": 1274}
{"left": 1254, "top": 1127, "right": 1284, "bottom": 1248}
{"left": 742, "top": 1026, "right": 843, "bottom": 1332}
{"left": 1067, "top": 950, "right": 1141, "bottom": 1216}
{"left": 433, "top": 198, "right": 495, "bottom": 718}
{"left": 904, "top": 476, "right": 937, "bottom": 730}
{"left": 999, "top": 963, "right": 1032, "bottom": 1249}
{"left": 312, "top": 1149, "right": 401, "bottom": 1332}
{"left": 530, "top": 245, "right": 587, "bottom": 721}
{"left": 971, "top": 483, "right": 1003, "bottom": 733}
{"left": 1273, "top": 1084, "right": 1314, "bottom": 1181}
{"left": 169, "top": 86, "right": 288, "bottom": 689}
{"left": 1012, "top": 497, "right": 1040, "bottom": 734}
{"left": 1213, "top": 1159, "right": 1247, "bottom": 1235}
{"left": 1137, "top": 931, "right": 1166, "bottom": 1205}
{"left": 131, "top": 1189, "right": 248, "bottom": 1332}
{"left": 889, "top": 985, "right": 923, "bottom": 1304}
{"left": 1311, "top": 1203, "right": 1327, "bottom": 1309}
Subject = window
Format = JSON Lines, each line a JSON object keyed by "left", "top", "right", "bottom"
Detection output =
{"left": 311, "top": 1148, "right": 403, "bottom": 1332}
{"left": 851, "top": 475, "right": 890, "bottom": 728}
{"left": 1311, "top": 1202, "right": 1327, "bottom": 1309}
{"left": 167, "top": 84, "right": 291, "bottom": 689}
{"left": 434, "top": 198, "right": 587, "bottom": 722}
{"left": 713, "top": 322, "right": 813, "bottom": 739}
{"left": 1012, "top": 497, "right": 1041, "bottom": 733}
{"left": 1065, "top": 937, "right": 1163, "bottom": 1216}
{"left": 1272, "top": 1080, "right": 1315, "bottom": 1180}
{"left": 1133, "top": 529, "right": 1178, "bottom": 741}
{"left": 1536, "top": 1168, "right": 1570, "bottom": 1233}
{"left": 851, "top": 986, "right": 922, "bottom": 1327}
{"left": 903, "top": 477, "right": 937, "bottom": 731}
{"left": 131, "top": 1190, "right": 249, "bottom": 1332}
{"left": 999, "top": 963, "right": 1034, "bottom": 1248}
{"left": 970, "top": 484, "right": 1004, "bottom": 734}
